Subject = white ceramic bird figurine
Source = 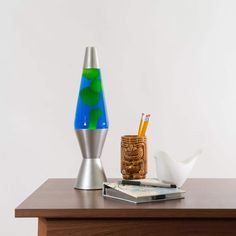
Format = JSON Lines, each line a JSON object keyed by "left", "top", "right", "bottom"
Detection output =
{"left": 153, "top": 150, "right": 202, "bottom": 187}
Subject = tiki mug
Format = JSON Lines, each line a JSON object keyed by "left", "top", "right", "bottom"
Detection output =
{"left": 121, "top": 135, "right": 147, "bottom": 179}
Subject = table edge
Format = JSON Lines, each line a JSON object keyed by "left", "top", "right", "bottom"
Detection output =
{"left": 15, "top": 208, "right": 236, "bottom": 219}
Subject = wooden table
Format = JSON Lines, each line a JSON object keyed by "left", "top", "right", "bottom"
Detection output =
{"left": 15, "top": 179, "right": 236, "bottom": 236}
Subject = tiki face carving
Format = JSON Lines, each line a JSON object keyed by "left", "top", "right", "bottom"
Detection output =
{"left": 121, "top": 136, "right": 147, "bottom": 179}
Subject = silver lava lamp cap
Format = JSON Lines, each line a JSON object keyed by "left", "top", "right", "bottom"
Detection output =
{"left": 83, "top": 46, "right": 100, "bottom": 69}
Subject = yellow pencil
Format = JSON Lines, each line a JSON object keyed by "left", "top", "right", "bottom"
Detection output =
{"left": 140, "top": 114, "right": 150, "bottom": 137}
{"left": 138, "top": 113, "right": 145, "bottom": 136}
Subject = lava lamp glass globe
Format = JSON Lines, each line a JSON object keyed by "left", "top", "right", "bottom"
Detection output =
{"left": 74, "top": 67, "right": 108, "bottom": 129}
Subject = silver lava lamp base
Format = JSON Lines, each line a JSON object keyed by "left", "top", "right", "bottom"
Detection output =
{"left": 74, "top": 158, "right": 107, "bottom": 190}
{"left": 74, "top": 129, "right": 108, "bottom": 190}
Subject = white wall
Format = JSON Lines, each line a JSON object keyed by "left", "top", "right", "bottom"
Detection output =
{"left": 1, "top": 0, "right": 236, "bottom": 235}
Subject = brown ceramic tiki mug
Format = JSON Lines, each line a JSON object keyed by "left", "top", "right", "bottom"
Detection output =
{"left": 121, "top": 135, "right": 147, "bottom": 179}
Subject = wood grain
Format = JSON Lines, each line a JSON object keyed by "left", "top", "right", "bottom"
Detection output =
{"left": 15, "top": 178, "right": 236, "bottom": 218}
{"left": 40, "top": 218, "right": 236, "bottom": 236}
{"left": 38, "top": 218, "right": 47, "bottom": 236}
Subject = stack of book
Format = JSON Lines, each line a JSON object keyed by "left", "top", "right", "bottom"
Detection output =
{"left": 103, "top": 179, "right": 185, "bottom": 204}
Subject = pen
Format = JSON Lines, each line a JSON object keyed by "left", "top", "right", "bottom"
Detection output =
{"left": 121, "top": 180, "right": 177, "bottom": 188}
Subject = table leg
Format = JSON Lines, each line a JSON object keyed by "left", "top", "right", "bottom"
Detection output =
{"left": 38, "top": 218, "right": 47, "bottom": 236}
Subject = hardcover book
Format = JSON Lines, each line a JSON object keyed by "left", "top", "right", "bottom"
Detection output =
{"left": 103, "top": 182, "right": 185, "bottom": 204}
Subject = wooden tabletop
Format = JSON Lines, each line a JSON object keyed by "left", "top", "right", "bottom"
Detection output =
{"left": 15, "top": 178, "right": 236, "bottom": 219}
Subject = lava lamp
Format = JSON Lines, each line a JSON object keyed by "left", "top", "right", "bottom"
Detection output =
{"left": 74, "top": 47, "right": 108, "bottom": 190}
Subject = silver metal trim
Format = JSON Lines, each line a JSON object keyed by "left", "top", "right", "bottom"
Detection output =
{"left": 74, "top": 129, "right": 108, "bottom": 190}
{"left": 75, "top": 129, "right": 108, "bottom": 159}
{"left": 74, "top": 158, "right": 107, "bottom": 190}
{"left": 83, "top": 47, "right": 99, "bottom": 69}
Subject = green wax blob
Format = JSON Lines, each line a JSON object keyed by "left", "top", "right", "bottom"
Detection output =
{"left": 91, "top": 79, "right": 102, "bottom": 93}
{"left": 82, "top": 68, "right": 100, "bottom": 80}
{"left": 79, "top": 87, "right": 100, "bottom": 106}
{"left": 89, "top": 108, "right": 102, "bottom": 129}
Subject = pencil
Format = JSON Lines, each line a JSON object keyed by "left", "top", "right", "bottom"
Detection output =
{"left": 140, "top": 114, "right": 150, "bottom": 137}
{"left": 138, "top": 113, "right": 145, "bottom": 136}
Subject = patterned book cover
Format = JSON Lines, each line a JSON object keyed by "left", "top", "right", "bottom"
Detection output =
{"left": 104, "top": 182, "right": 185, "bottom": 199}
